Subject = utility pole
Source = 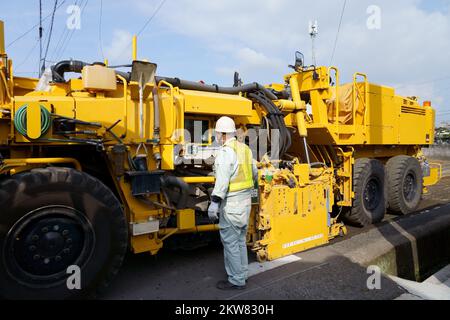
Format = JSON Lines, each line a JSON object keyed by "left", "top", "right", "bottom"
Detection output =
{"left": 39, "top": 0, "right": 43, "bottom": 77}
{"left": 309, "top": 20, "right": 318, "bottom": 66}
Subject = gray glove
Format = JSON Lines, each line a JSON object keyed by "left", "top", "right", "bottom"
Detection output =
{"left": 208, "top": 201, "right": 220, "bottom": 222}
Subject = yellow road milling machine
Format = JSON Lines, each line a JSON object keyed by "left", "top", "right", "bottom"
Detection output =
{"left": 0, "top": 21, "right": 441, "bottom": 299}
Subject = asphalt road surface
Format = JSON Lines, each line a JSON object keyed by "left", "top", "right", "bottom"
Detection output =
{"left": 101, "top": 160, "right": 450, "bottom": 300}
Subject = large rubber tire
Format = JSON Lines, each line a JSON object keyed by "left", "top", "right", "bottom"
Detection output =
{"left": 386, "top": 156, "right": 423, "bottom": 215}
{"left": 0, "top": 167, "right": 128, "bottom": 300}
{"left": 343, "top": 158, "right": 387, "bottom": 227}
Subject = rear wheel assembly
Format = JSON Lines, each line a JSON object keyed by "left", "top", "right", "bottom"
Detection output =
{"left": 0, "top": 167, "right": 128, "bottom": 300}
{"left": 386, "top": 156, "right": 423, "bottom": 214}
{"left": 343, "top": 158, "right": 387, "bottom": 227}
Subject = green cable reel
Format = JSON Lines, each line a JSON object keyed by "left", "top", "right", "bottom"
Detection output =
{"left": 14, "top": 104, "right": 52, "bottom": 139}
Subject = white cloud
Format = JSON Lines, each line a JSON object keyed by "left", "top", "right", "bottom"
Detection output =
{"left": 236, "top": 48, "right": 277, "bottom": 68}
{"left": 234, "top": 48, "right": 283, "bottom": 76}
{"left": 215, "top": 66, "right": 235, "bottom": 78}
{"left": 132, "top": 0, "right": 450, "bottom": 121}
{"left": 104, "top": 29, "right": 133, "bottom": 63}
{"left": 213, "top": 48, "right": 284, "bottom": 81}
{"left": 146, "top": 1, "right": 449, "bottom": 76}
{"left": 396, "top": 83, "right": 435, "bottom": 101}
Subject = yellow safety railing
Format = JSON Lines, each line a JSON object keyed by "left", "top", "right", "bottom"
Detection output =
{"left": 157, "top": 80, "right": 183, "bottom": 143}
{"left": 116, "top": 74, "right": 128, "bottom": 138}
{"left": 328, "top": 67, "right": 340, "bottom": 135}
{"left": 353, "top": 72, "right": 368, "bottom": 136}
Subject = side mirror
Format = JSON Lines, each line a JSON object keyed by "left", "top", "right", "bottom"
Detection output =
{"left": 295, "top": 51, "right": 304, "bottom": 70}
{"left": 233, "top": 71, "right": 242, "bottom": 87}
{"left": 289, "top": 51, "right": 304, "bottom": 71}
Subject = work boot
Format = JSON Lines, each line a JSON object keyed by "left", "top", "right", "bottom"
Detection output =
{"left": 216, "top": 280, "right": 246, "bottom": 291}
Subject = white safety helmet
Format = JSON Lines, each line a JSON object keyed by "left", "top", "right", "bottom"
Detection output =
{"left": 215, "top": 116, "right": 236, "bottom": 134}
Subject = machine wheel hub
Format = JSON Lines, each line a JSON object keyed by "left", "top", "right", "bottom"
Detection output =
{"left": 4, "top": 206, "right": 95, "bottom": 287}
{"left": 363, "top": 178, "right": 382, "bottom": 211}
{"left": 403, "top": 172, "right": 417, "bottom": 202}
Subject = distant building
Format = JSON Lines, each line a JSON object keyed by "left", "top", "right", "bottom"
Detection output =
{"left": 436, "top": 126, "right": 450, "bottom": 144}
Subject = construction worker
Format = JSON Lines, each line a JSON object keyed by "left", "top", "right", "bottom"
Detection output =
{"left": 208, "top": 116, "right": 257, "bottom": 290}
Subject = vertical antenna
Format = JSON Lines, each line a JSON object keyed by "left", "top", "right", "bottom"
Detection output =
{"left": 39, "top": 0, "right": 43, "bottom": 76}
{"left": 309, "top": 20, "right": 318, "bottom": 66}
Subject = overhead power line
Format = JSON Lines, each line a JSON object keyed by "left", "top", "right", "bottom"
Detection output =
{"left": 136, "top": 0, "right": 167, "bottom": 37}
{"left": 15, "top": 39, "right": 40, "bottom": 71}
{"left": 16, "top": 14, "right": 53, "bottom": 75}
{"left": 6, "top": 0, "right": 66, "bottom": 48}
{"left": 99, "top": 0, "right": 104, "bottom": 60}
{"left": 330, "top": 0, "right": 347, "bottom": 66}
{"left": 55, "top": 0, "right": 88, "bottom": 61}
{"left": 41, "top": 0, "right": 59, "bottom": 74}
{"left": 39, "top": 0, "right": 43, "bottom": 76}
{"left": 114, "top": 0, "right": 167, "bottom": 60}
{"left": 50, "top": 0, "right": 79, "bottom": 62}
{"left": 396, "top": 76, "right": 450, "bottom": 89}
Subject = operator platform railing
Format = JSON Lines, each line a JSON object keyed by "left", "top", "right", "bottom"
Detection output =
{"left": 327, "top": 67, "right": 369, "bottom": 139}
{"left": 353, "top": 72, "right": 369, "bottom": 139}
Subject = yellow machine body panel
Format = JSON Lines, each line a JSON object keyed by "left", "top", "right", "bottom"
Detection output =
{"left": 24, "top": 104, "right": 42, "bottom": 140}
{"left": 257, "top": 183, "right": 331, "bottom": 261}
{"left": 182, "top": 90, "right": 253, "bottom": 116}
{"left": 292, "top": 67, "right": 435, "bottom": 147}
{"left": 0, "top": 19, "right": 440, "bottom": 266}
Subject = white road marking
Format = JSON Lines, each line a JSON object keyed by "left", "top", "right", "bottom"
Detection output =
{"left": 248, "top": 255, "right": 302, "bottom": 278}
{"left": 392, "top": 264, "right": 450, "bottom": 300}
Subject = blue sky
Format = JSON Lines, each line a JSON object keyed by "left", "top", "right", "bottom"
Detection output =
{"left": 419, "top": 0, "right": 449, "bottom": 12}
{"left": 2, "top": 0, "right": 450, "bottom": 124}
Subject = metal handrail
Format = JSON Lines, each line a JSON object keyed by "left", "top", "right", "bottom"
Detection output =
{"left": 328, "top": 67, "right": 340, "bottom": 135}
{"left": 116, "top": 74, "right": 128, "bottom": 138}
{"left": 157, "top": 80, "right": 178, "bottom": 142}
{"left": 353, "top": 72, "right": 368, "bottom": 136}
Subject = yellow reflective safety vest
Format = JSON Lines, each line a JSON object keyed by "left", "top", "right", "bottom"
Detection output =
{"left": 224, "top": 139, "right": 254, "bottom": 193}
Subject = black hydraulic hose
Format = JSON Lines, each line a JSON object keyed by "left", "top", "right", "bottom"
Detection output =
{"left": 326, "top": 145, "right": 340, "bottom": 166}
{"left": 51, "top": 60, "right": 286, "bottom": 100}
{"left": 248, "top": 92, "right": 292, "bottom": 158}
{"left": 52, "top": 60, "right": 132, "bottom": 83}
{"left": 271, "top": 89, "right": 290, "bottom": 100}
{"left": 254, "top": 100, "right": 280, "bottom": 140}
{"left": 255, "top": 92, "right": 292, "bottom": 154}
{"left": 155, "top": 76, "right": 278, "bottom": 101}
{"left": 52, "top": 60, "right": 88, "bottom": 83}
{"left": 50, "top": 61, "right": 290, "bottom": 155}
{"left": 269, "top": 103, "right": 291, "bottom": 154}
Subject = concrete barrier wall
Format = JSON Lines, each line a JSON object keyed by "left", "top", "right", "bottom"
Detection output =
{"left": 423, "top": 145, "right": 450, "bottom": 160}
{"left": 331, "top": 206, "right": 450, "bottom": 282}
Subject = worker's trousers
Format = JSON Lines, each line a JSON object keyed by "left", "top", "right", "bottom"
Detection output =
{"left": 219, "top": 193, "right": 252, "bottom": 287}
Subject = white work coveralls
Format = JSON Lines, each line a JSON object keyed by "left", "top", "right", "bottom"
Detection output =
{"left": 212, "top": 137, "right": 258, "bottom": 286}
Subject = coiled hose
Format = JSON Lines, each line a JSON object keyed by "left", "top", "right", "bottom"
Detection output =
{"left": 14, "top": 104, "right": 52, "bottom": 139}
